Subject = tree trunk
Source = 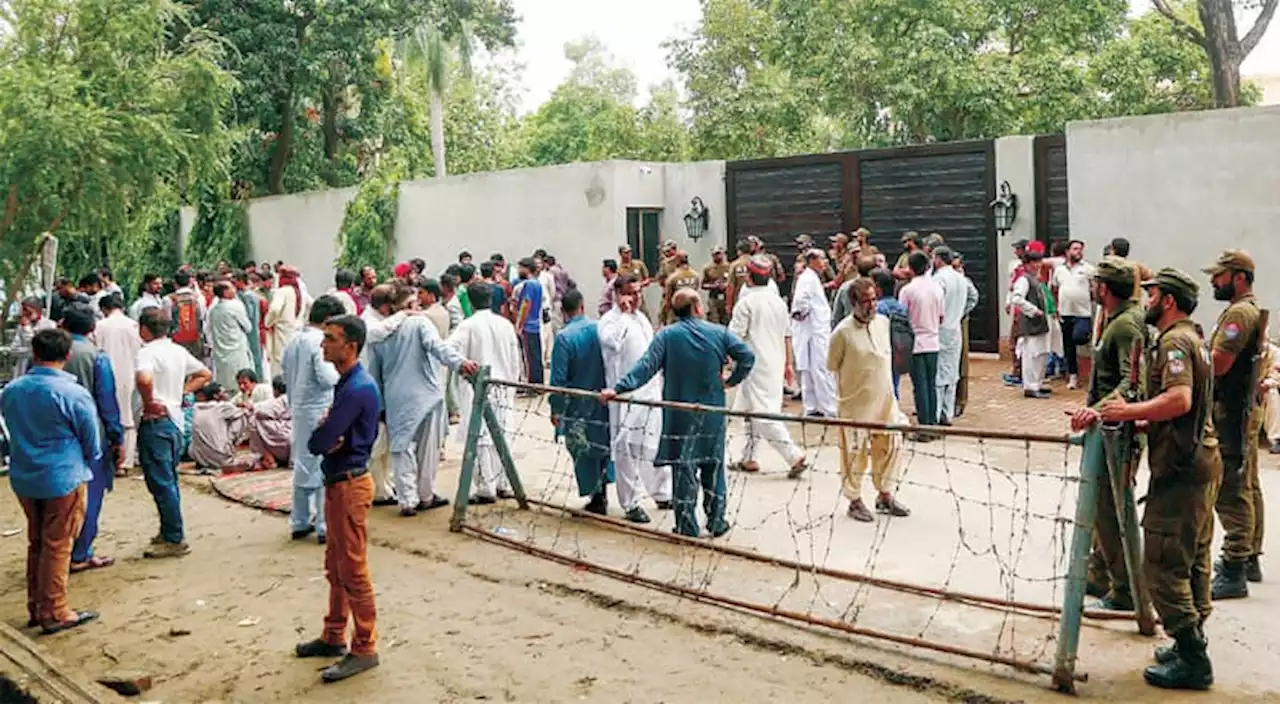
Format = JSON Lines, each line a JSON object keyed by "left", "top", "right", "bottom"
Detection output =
{"left": 267, "top": 96, "right": 295, "bottom": 195}
{"left": 1199, "top": 0, "right": 1243, "bottom": 108}
{"left": 430, "top": 89, "right": 447, "bottom": 179}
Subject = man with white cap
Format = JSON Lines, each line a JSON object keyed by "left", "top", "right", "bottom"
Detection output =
{"left": 730, "top": 255, "right": 808, "bottom": 476}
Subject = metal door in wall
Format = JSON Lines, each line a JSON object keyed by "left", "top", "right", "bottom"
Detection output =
{"left": 725, "top": 157, "right": 847, "bottom": 298}
{"left": 626, "top": 207, "right": 663, "bottom": 276}
{"left": 1034, "top": 135, "right": 1070, "bottom": 245}
{"left": 856, "top": 142, "right": 999, "bottom": 353}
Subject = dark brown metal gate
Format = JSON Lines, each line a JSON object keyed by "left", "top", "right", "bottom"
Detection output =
{"left": 1034, "top": 135, "right": 1070, "bottom": 246}
{"left": 726, "top": 141, "right": 1000, "bottom": 353}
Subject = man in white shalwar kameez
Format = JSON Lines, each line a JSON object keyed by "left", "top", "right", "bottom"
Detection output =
{"left": 790, "top": 250, "right": 838, "bottom": 417}
{"left": 281, "top": 295, "right": 346, "bottom": 542}
{"left": 369, "top": 288, "right": 475, "bottom": 516}
{"left": 828, "top": 277, "right": 911, "bottom": 522}
{"left": 931, "top": 247, "right": 977, "bottom": 424}
{"left": 95, "top": 294, "right": 141, "bottom": 469}
{"left": 1008, "top": 242, "right": 1054, "bottom": 399}
{"left": 598, "top": 275, "right": 672, "bottom": 512}
{"left": 264, "top": 265, "right": 311, "bottom": 377}
{"left": 208, "top": 283, "right": 255, "bottom": 390}
{"left": 358, "top": 285, "right": 397, "bottom": 504}
{"left": 448, "top": 284, "right": 522, "bottom": 502}
{"left": 729, "top": 257, "right": 808, "bottom": 476}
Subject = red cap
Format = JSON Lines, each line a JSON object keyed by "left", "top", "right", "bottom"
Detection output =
{"left": 393, "top": 261, "right": 413, "bottom": 278}
{"left": 1026, "top": 241, "right": 1046, "bottom": 256}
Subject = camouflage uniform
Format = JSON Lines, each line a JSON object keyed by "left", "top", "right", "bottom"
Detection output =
{"left": 663, "top": 263, "right": 700, "bottom": 325}
{"left": 701, "top": 258, "right": 731, "bottom": 324}
{"left": 1203, "top": 250, "right": 1268, "bottom": 595}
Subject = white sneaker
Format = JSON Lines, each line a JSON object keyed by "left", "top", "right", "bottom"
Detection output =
{"left": 1067, "top": 375, "right": 1079, "bottom": 390}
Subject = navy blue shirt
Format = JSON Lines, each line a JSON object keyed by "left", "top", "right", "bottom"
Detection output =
{"left": 489, "top": 283, "right": 507, "bottom": 315}
{"left": 307, "top": 362, "right": 380, "bottom": 477}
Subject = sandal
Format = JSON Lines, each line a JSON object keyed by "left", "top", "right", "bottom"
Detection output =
{"left": 70, "top": 556, "right": 115, "bottom": 573}
{"left": 40, "top": 610, "right": 99, "bottom": 635}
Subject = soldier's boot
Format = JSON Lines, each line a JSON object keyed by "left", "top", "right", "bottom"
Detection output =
{"left": 1154, "top": 624, "right": 1207, "bottom": 664}
{"left": 1246, "top": 555, "right": 1263, "bottom": 584}
{"left": 1144, "top": 627, "right": 1213, "bottom": 691}
{"left": 1087, "top": 589, "right": 1134, "bottom": 612}
{"left": 1211, "top": 559, "right": 1250, "bottom": 600}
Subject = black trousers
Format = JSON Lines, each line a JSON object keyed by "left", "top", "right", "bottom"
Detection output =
{"left": 909, "top": 352, "right": 939, "bottom": 426}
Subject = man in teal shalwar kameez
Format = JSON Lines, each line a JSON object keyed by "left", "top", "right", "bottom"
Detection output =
{"left": 549, "top": 291, "right": 623, "bottom": 519}
{"left": 601, "top": 289, "right": 755, "bottom": 538}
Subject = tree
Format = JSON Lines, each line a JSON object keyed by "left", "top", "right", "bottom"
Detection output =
{"left": 1151, "top": 0, "right": 1277, "bottom": 107}
{"left": 522, "top": 38, "right": 646, "bottom": 165}
{"left": 395, "top": 0, "right": 517, "bottom": 180}
{"left": 0, "top": 0, "right": 234, "bottom": 303}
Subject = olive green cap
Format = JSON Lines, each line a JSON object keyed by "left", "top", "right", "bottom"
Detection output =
{"left": 1141, "top": 267, "right": 1199, "bottom": 299}
{"left": 1202, "top": 249, "right": 1255, "bottom": 276}
{"left": 1093, "top": 256, "right": 1136, "bottom": 287}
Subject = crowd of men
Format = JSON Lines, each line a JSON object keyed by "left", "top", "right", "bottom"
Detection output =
{"left": 0, "top": 229, "right": 1271, "bottom": 690}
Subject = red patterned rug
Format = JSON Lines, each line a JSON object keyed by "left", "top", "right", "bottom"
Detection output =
{"left": 210, "top": 469, "right": 292, "bottom": 514}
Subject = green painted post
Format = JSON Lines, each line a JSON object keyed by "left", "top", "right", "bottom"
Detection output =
{"left": 483, "top": 394, "right": 529, "bottom": 510}
{"left": 1101, "top": 424, "right": 1157, "bottom": 635}
{"left": 450, "top": 366, "right": 489, "bottom": 532}
{"left": 1053, "top": 427, "right": 1104, "bottom": 693}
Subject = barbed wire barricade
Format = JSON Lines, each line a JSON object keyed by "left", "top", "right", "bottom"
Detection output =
{"left": 448, "top": 367, "right": 1137, "bottom": 692}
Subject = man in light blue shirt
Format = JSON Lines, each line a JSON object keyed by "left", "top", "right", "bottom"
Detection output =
{"left": 1, "top": 328, "right": 101, "bottom": 634}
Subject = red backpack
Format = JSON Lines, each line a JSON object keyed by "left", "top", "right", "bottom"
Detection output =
{"left": 169, "top": 291, "right": 201, "bottom": 344}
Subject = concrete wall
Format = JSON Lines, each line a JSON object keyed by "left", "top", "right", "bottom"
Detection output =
{"left": 1067, "top": 106, "right": 1280, "bottom": 332}
{"left": 246, "top": 187, "right": 358, "bottom": 294}
{"left": 395, "top": 159, "right": 726, "bottom": 314}
{"left": 993, "top": 136, "right": 1036, "bottom": 338}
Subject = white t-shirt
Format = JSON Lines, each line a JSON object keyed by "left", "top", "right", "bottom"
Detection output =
{"left": 1052, "top": 260, "right": 1096, "bottom": 318}
{"left": 134, "top": 337, "right": 207, "bottom": 427}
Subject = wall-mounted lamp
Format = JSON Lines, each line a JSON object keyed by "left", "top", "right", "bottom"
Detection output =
{"left": 990, "top": 181, "right": 1019, "bottom": 236}
{"left": 684, "top": 196, "right": 709, "bottom": 242}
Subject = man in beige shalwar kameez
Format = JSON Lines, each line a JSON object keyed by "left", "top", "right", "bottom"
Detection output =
{"left": 827, "top": 277, "right": 912, "bottom": 522}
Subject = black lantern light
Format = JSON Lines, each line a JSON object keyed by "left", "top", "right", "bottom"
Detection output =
{"left": 683, "top": 196, "right": 709, "bottom": 242}
{"left": 990, "top": 181, "right": 1018, "bottom": 236}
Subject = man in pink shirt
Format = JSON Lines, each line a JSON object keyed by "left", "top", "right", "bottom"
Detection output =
{"left": 898, "top": 251, "right": 945, "bottom": 435}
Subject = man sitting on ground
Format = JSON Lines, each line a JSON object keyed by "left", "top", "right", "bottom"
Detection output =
{"left": 232, "top": 368, "right": 274, "bottom": 406}
{"left": 246, "top": 376, "right": 292, "bottom": 470}
{"left": 188, "top": 382, "right": 249, "bottom": 471}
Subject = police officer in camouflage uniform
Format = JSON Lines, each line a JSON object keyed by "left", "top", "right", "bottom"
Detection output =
{"left": 1070, "top": 258, "right": 1146, "bottom": 611}
{"left": 701, "top": 246, "right": 731, "bottom": 324}
{"left": 662, "top": 250, "right": 700, "bottom": 325}
{"left": 1100, "top": 268, "right": 1220, "bottom": 691}
{"left": 1204, "top": 250, "right": 1267, "bottom": 597}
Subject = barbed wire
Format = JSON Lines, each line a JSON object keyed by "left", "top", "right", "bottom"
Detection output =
{"left": 455, "top": 377, "right": 1120, "bottom": 682}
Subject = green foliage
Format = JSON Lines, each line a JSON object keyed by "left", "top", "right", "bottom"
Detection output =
{"left": 668, "top": 0, "right": 1227, "bottom": 157}
{"left": 185, "top": 185, "right": 252, "bottom": 269}
{"left": 335, "top": 158, "right": 402, "bottom": 277}
{"left": 0, "top": 0, "right": 234, "bottom": 305}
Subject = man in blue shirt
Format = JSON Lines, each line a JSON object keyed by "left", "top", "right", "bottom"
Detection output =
{"left": 1, "top": 328, "right": 101, "bottom": 634}
{"left": 60, "top": 303, "right": 124, "bottom": 573}
{"left": 515, "top": 257, "right": 545, "bottom": 387}
{"left": 549, "top": 290, "right": 621, "bottom": 518}
{"left": 294, "top": 314, "right": 382, "bottom": 683}
{"left": 871, "top": 268, "right": 909, "bottom": 400}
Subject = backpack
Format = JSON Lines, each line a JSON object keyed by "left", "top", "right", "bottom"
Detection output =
{"left": 169, "top": 291, "right": 201, "bottom": 344}
{"left": 888, "top": 307, "right": 914, "bottom": 376}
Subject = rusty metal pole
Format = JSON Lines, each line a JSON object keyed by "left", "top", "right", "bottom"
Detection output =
{"left": 1101, "top": 423, "right": 1157, "bottom": 636}
{"left": 1053, "top": 428, "right": 1103, "bottom": 693}
{"left": 450, "top": 366, "right": 489, "bottom": 532}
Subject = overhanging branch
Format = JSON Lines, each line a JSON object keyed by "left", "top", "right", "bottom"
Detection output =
{"left": 1241, "top": 0, "right": 1279, "bottom": 56}
{"left": 1152, "top": 0, "right": 1206, "bottom": 47}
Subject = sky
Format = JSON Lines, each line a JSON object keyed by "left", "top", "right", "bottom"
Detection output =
{"left": 508, "top": 0, "right": 1280, "bottom": 112}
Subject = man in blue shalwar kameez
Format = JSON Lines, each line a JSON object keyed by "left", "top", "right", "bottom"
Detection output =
{"left": 600, "top": 289, "right": 755, "bottom": 538}
{"left": 550, "top": 291, "right": 626, "bottom": 520}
